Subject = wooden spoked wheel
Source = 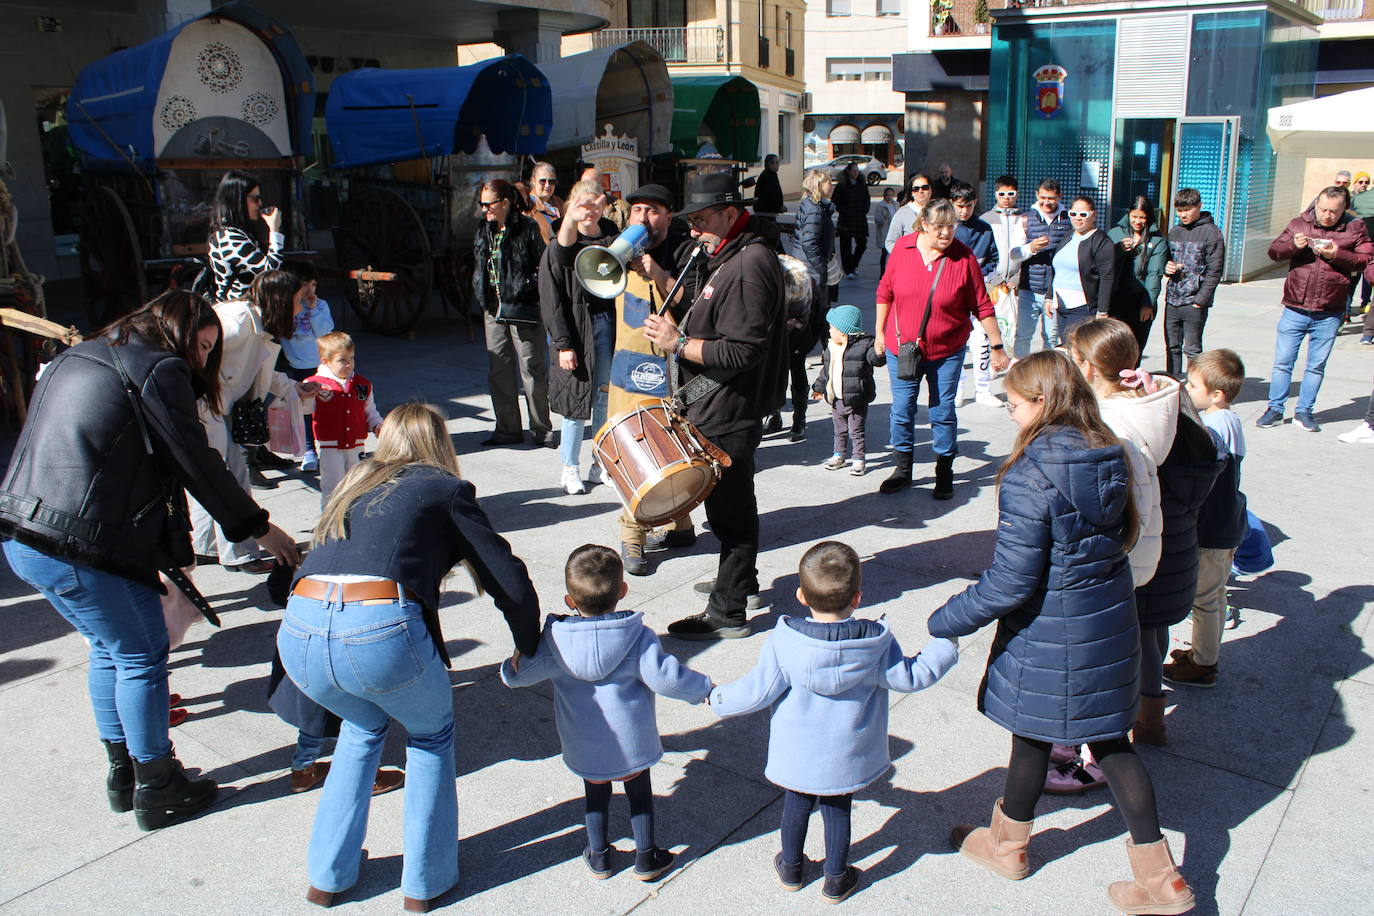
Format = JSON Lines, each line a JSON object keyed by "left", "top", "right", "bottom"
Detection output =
{"left": 434, "top": 246, "right": 477, "bottom": 340}
{"left": 79, "top": 187, "right": 147, "bottom": 330}
{"left": 336, "top": 187, "right": 434, "bottom": 335}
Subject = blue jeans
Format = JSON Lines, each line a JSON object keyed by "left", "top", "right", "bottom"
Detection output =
{"left": 558, "top": 311, "right": 615, "bottom": 469}
{"left": 1015, "top": 288, "right": 1060, "bottom": 358}
{"left": 887, "top": 349, "right": 964, "bottom": 457}
{"left": 1266, "top": 308, "right": 1342, "bottom": 414}
{"left": 279, "top": 591, "right": 458, "bottom": 900}
{"left": 293, "top": 730, "right": 329, "bottom": 771}
{"left": 1056, "top": 305, "right": 1095, "bottom": 343}
{"left": 3, "top": 541, "right": 171, "bottom": 762}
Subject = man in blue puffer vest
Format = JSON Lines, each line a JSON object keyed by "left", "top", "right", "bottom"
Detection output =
{"left": 1014, "top": 178, "right": 1072, "bottom": 357}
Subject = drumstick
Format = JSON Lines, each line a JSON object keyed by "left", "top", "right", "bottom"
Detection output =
{"left": 654, "top": 243, "right": 708, "bottom": 317}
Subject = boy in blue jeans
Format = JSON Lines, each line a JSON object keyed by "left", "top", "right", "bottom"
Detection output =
{"left": 710, "top": 541, "right": 959, "bottom": 903}
{"left": 501, "top": 545, "right": 711, "bottom": 881}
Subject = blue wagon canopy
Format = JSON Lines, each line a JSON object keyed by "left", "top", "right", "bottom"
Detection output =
{"left": 325, "top": 55, "right": 552, "bottom": 168}
{"left": 66, "top": 1, "right": 312, "bottom": 172}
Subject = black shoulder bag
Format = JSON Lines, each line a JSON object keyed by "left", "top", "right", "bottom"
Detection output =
{"left": 893, "top": 257, "right": 946, "bottom": 381}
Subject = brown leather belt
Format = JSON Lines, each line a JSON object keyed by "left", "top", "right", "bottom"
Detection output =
{"left": 292, "top": 577, "right": 420, "bottom": 604}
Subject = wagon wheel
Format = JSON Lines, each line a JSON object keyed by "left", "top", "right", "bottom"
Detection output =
{"left": 336, "top": 187, "right": 433, "bottom": 336}
{"left": 435, "top": 246, "right": 477, "bottom": 341}
{"left": 79, "top": 186, "right": 148, "bottom": 331}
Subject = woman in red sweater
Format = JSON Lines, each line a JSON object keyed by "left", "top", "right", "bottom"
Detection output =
{"left": 876, "top": 200, "right": 1010, "bottom": 497}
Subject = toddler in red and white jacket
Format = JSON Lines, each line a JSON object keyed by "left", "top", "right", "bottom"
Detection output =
{"left": 307, "top": 332, "right": 383, "bottom": 506}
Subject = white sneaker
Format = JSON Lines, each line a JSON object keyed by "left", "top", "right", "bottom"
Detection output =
{"left": 560, "top": 466, "right": 585, "bottom": 495}
{"left": 1338, "top": 422, "right": 1374, "bottom": 444}
{"left": 974, "top": 391, "right": 1002, "bottom": 408}
{"left": 588, "top": 462, "right": 604, "bottom": 485}
{"left": 955, "top": 380, "right": 967, "bottom": 405}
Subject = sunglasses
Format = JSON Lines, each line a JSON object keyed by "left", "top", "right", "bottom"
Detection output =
{"left": 479, "top": 199, "right": 504, "bottom": 210}
{"left": 535, "top": 178, "right": 555, "bottom": 185}
{"left": 911, "top": 184, "right": 931, "bottom": 191}
{"left": 247, "top": 194, "right": 262, "bottom": 202}
{"left": 995, "top": 190, "right": 1017, "bottom": 197}
{"left": 1068, "top": 210, "right": 1093, "bottom": 218}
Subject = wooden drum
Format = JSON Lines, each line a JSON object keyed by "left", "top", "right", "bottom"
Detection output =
{"left": 592, "top": 399, "right": 730, "bottom": 526}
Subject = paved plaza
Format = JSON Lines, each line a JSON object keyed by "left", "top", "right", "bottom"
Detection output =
{"left": 1, "top": 256, "right": 1371, "bottom": 915}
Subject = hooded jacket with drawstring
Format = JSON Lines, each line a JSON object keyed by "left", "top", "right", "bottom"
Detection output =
{"left": 500, "top": 610, "right": 711, "bottom": 781}
{"left": 710, "top": 618, "right": 957, "bottom": 795}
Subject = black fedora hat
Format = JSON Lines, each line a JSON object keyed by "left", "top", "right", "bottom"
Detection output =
{"left": 675, "top": 171, "right": 755, "bottom": 217}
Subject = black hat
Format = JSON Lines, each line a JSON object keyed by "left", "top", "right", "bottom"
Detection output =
{"left": 625, "top": 183, "right": 674, "bottom": 209}
{"left": 675, "top": 171, "right": 755, "bottom": 217}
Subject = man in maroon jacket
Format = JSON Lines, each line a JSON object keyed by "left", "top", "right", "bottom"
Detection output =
{"left": 1257, "top": 186, "right": 1373, "bottom": 432}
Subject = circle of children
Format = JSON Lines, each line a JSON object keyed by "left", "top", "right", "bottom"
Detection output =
{"left": 125, "top": 170, "right": 1372, "bottom": 913}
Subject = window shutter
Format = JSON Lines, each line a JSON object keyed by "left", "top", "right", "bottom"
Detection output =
{"left": 1113, "top": 16, "right": 1190, "bottom": 118}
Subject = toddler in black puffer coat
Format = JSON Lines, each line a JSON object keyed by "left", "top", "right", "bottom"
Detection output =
{"left": 812, "top": 304, "right": 885, "bottom": 475}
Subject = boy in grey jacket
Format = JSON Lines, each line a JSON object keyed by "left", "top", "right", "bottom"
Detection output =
{"left": 710, "top": 541, "right": 958, "bottom": 903}
{"left": 501, "top": 545, "right": 711, "bottom": 882}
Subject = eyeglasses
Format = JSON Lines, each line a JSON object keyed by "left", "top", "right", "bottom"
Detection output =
{"left": 687, "top": 206, "right": 723, "bottom": 229}
{"left": 1068, "top": 210, "right": 1093, "bottom": 218}
{"left": 1006, "top": 395, "right": 1043, "bottom": 414}
{"left": 911, "top": 184, "right": 931, "bottom": 191}
{"left": 479, "top": 199, "right": 504, "bottom": 210}
{"left": 995, "top": 190, "right": 1017, "bottom": 198}
{"left": 535, "top": 178, "right": 555, "bottom": 185}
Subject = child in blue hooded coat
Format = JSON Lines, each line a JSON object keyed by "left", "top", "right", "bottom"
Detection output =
{"left": 710, "top": 541, "right": 959, "bottom": 903}
{"left": 501, "top": 544, "right": 711, "bottom": 882}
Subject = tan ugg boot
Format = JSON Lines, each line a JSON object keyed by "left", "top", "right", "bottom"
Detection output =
{"left": 1107, "top": 837, "right": 1195, "bottom": 914}
{"left": 949, "top": 798, "right": 1033, "bottom": 880}
{"left": 1133, "top": 694, "right": 1169, "bottom": 745}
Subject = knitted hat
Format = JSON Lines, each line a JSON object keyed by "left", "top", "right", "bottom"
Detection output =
{"left": 826, "top": 305, "right": 863, "bottom": 337}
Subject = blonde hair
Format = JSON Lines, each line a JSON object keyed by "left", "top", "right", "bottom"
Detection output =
{"left": 316, "top": 330, "right": 354, "bottom": 362}
{"left": 920, "top": 199, "right": 958, "bottom": 229}
{"left": 313, "top": 402, "right": 461, "bottom": 545}
{"left": 1068, "top": 318, "right": 1141, "bottom": 394}
{"left": 569, "top": 178, "right": 603, "bottom": 202}
{"left": 801, "top": 168, "right": 833, "bottom": 202}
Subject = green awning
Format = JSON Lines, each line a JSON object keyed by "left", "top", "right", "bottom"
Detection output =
{"left": 668, "top": 75, "right": 760, "bottom": 163}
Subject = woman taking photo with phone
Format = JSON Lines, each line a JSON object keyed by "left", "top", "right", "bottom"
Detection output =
{"left": 207, "top": 170, "right": 284, "bottom": 302}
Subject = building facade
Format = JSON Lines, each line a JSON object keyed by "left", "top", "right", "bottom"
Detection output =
{"left": 564, "top": 0, "right": 808, "bottom": 198}
{"left": 802, "top": 0, "right": 908, "bottom": 176}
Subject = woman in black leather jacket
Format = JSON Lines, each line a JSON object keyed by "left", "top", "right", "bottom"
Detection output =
{"left": 0, "top": 290, "right": 298, "bottom": 830}
{"left": 472, "top": 179, "right": 552, "bottom": 447}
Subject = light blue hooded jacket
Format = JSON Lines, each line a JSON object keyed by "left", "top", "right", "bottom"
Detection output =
{"left": 500, "top": 611, "right": 711, "bottom": 781}
{"left": 710, "top": 617, "right": 958, "bottom": 795}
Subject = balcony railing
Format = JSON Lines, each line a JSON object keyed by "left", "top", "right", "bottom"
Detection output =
{"left": 590, "top": 27, "right": 725, "bottom": 63}
{"left": 1299, "top": 0, "right": 1374, "bottom": 20}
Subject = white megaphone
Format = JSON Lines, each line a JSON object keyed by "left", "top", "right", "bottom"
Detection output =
{"left": 574, "top": 223, "right": 650, "bottom": 299}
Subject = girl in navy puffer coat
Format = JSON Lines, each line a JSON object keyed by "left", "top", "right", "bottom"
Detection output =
{"left": 928, "top": 351, "right": 1195, "bottom": 915}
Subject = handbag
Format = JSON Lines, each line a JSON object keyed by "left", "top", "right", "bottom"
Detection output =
{"left": 894, "top": 258, "right": 946, "bottom": 380}
{"left": 826, "top": 246, "right": 843, "bottom": 286}
{"left": 230, "top": 396, "right": 270, "bottom": 445}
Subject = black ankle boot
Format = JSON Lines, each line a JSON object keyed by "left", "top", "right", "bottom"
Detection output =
{"left": 102, "top": 739, "right": 134, "bottom": 813}
{"left": 879, "top": 450, "right": 914, "bottom": 494}
{"left": 788, "top": 399, "right": 807, "bottom": 441}
{"left": 132, "top": 749, "right": 218, "bottom": 830}
{"left": 934, "top": 453, "right": 955, "bottom": 500}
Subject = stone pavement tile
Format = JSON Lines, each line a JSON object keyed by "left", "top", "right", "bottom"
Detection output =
{"left": 0, "top": 663, "right": 243, "bottom": 906}
{"left": 1243, "top": 680, "right": 1374, "bottom": 915}
{"left": 0, "top": 590, "right": 87, "bottom": 693}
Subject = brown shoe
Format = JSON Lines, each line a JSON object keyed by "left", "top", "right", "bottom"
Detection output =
{"left": 1133, "top": 695, "right": 1169, "bottom": 746}
{"left": 290, "top": 761, "right": 330, "bottom": 793}
{"left": 949, "top": 798, "right": 1032, "bottom": 880}
{"left": 372, "top": 767, "right": 405, "bottom": 796}
{"left": 1107, "top": 837, "right": 1196, "bottom": 914}
{"left": 1162, "top": 650, "right": 1218, "bottom": 688}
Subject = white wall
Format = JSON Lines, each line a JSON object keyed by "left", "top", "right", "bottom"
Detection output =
{"left": 804, "top": 0, "right": 908, "bottom": 117}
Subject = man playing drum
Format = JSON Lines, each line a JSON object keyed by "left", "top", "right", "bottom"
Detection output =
{"left": 606, "top": 184, "right": 694, "bottom": 576}
{"left": 643, "top": 172, "right": 786, "bottom": 639}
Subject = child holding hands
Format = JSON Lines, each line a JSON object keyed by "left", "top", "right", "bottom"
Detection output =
{"left": 501, "top": 545, "right": 711, "bottom": 881}
{"left": 307, "top": 331, "right": 382, "bottom": 505}
{"left": 711, "top": 541, "right": 958, "bottom": 903}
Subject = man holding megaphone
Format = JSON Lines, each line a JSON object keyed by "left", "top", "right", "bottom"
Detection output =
{"left": 642, "top": 172, "right": 787, "bottom": 640}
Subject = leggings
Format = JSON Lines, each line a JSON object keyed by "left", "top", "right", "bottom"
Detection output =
{"left": 1139, "top": 624, "right": 1169, "bottom": 698}
{"left": 584, "top": 770, "right": 657, "bottom": 866}
{"left": 1002, "top": 734, "right": 1163, "bottom": 845}
{"left": 780, "top": 789, "right": 852, "bottom": 878}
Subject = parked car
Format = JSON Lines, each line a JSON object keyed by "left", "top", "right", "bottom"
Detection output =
{"left": 818, "top": 155, "right": 888, "bottom": 185}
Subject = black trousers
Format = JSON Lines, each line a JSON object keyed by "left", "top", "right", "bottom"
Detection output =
{"left": 701, "top": 424, "right": 763, "bottom": 625}
{"left": 1164, "top": 302, "right": 1209, "bottom": 378}
{"left": 839, "top": 233, "right": 867, "bottom": 276}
